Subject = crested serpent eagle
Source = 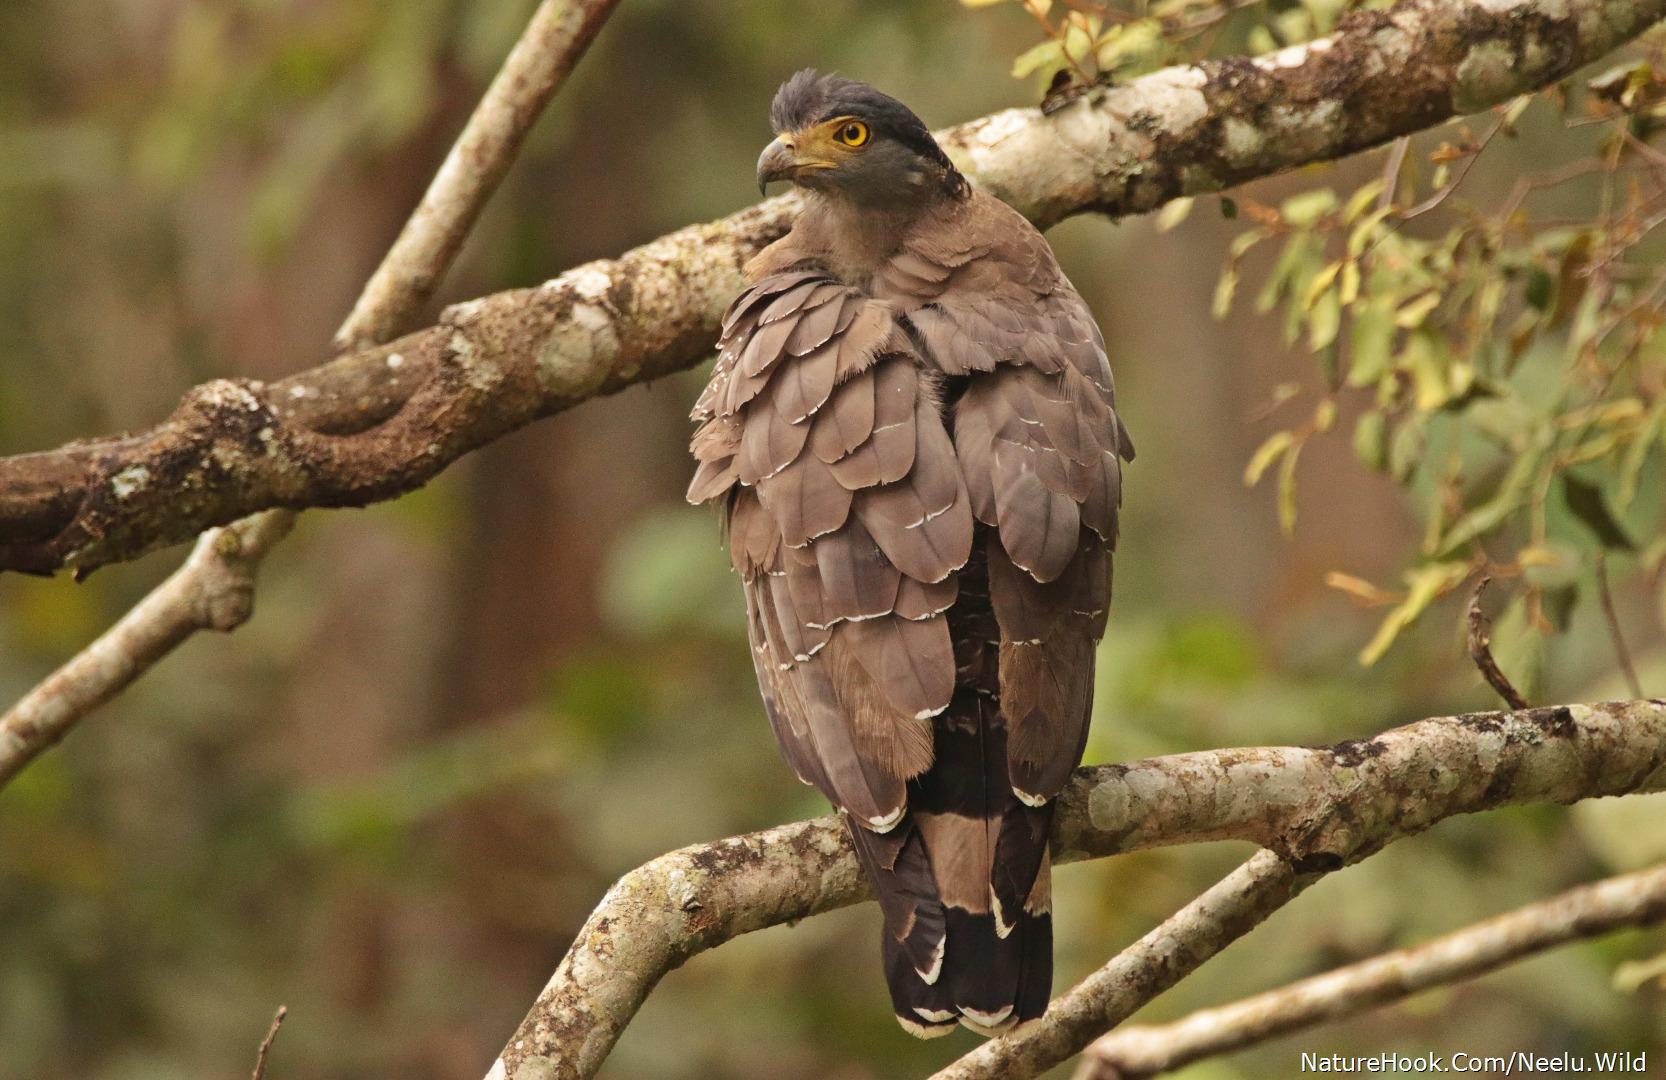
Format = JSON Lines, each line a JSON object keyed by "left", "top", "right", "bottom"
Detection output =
{"left": 687, "top": 70, "right": 1133, "bottom": 1038}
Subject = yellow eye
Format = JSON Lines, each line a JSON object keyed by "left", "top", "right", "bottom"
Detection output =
{"left": 834, "top": 120, "right": 870, "bottom": 147}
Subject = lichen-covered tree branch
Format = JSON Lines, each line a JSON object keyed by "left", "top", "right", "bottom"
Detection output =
{"left": 4, "top": 0, "right": 1663, "bottom": 576}
{"left": 488, "top": 700, "right": 1666, "bottom": 1080}
{"left": 0, "top": 0, "right": 621, "bottom": 788}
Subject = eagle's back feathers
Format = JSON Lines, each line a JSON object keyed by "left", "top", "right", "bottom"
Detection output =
{"left": 690, "top": 182, "right": 1128, "bottom": 1035}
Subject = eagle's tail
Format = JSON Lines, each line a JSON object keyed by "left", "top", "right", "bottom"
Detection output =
{"left": 847, "top": 686, "right": 1055, "bottom": 1038}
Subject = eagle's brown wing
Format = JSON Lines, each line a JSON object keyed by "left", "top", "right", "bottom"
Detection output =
{"left": 688, "top": 253, "right": 973, "bottom": 860}
{"left": 901, "top": 194, "right": 1130, "bottom": 806}
{"left": 690, "top": 195, "right": 1129, "bottom": 1037}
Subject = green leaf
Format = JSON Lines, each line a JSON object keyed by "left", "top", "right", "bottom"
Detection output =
{"left": 1402, "top": 331, "right": 1450, "bottom": 411}
{"left": 1308, "top": 290, "right": 1342, "bottom": 351}
{"left": 1359, "top": 561, "right": 1470, "bottom": 665}
{"left": 1220, "top": 196, "right": 1238, "bottom": 219}
{"left": 1347, "top": 206, "right": 1394, "bottom": 258}
{"left": 1523, "top": 265, "right": 1554, "bottom": 311}
{"left": 1563, "top": 473, "right": 1635, "bottom": 551}
{"left": 1348, "top": 300, "right": 1394, "bottom": 387}
{"left": 1011, "top": 39, "right": 1069, "bottom": 79}
{"left": 1277, "top": 439, "right": 1303, "bottom": 535}
{"left": 1394, "top": 291, "right": 1442, "bottom": 329}
{"left": 1212, "top": 265, "right": 1238, "bottom": 320}
{"left": 1488, "top": 594, "right": 1545, "bottom": 702}
{"left": 1617, "top": 402, "right": 1666, "bottom": 510}
{"left": 1257, "top": 232, "right": 1318, "bottom": 314}
{"left": 1302, "top": 260, "right": 1342, "bottom": 310}
{"left": 1435, "top": 441, "right": 1546, "bottom": 555}
{"left": 1339, "top": 259, "right": 1361, "bottom": 306}
{"left": 1280, "top": 188, "right": 1338, "bottom": 228}
{"left": 1096, "top": 19, "right": 1169, "bottom": 78}
{"left": 1245, "top": 430, "right": 1295, "bottom": 486}
{"left": 1343, "top": 179, "right": 1386, "bottom": 223}
{"left": 1353, "top": 410, "right": 1388, "bottom": 471}
{"left": 1389, "top": 414, "right": 1428, "bottom": 483}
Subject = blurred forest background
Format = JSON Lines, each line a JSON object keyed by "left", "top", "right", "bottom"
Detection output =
{"left": 1, "top": 1, "right": 1663, "bottom": 1078}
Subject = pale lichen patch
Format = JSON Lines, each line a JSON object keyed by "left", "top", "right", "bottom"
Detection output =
{"left": 1220, "top": 117, "right": 1267, "bottom": 168}
{"left": 111, "top": 466, "right": 151, "bottom": 499}
{"left": 1130, "top": 66, "right": 1210, "bottom": 132}
{"left": 1087, "top": 779, "right": 1133, "bottom": 835}
{"left": 537, "top": 299, "right": 622, "bottom": 399}
{"left": 1455, "top": 40, "right": 1530, "bottom": 112}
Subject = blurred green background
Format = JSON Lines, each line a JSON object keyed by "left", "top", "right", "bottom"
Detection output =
{"left": 0, "top": 1, "right": 1662, "bottom": 1078}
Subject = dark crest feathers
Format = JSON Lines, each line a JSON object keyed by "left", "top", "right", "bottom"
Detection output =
{"left": 770, "top": 69, "right": 967, "bottom": 197}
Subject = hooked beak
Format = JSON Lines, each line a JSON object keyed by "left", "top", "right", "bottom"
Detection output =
{"left": 757, "top": 136, "right": 838, "bottom": 194}
{"left": 756, "top": 138, "right": 797, "bottom": 195}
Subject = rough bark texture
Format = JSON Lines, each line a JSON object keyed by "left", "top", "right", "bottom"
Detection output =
{"left": 5, "top": 0, "right": 1663, "bottom": 575}
{"left": 1074, "top": 861, "right": 1666, "bottom": 1080}
{"left": 488, "top": 700, "right": 1666, "bottom": 1080}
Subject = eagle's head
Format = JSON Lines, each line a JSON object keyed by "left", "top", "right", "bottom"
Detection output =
{"left": 756, "top": 70, "right": 968, "bottom": 206}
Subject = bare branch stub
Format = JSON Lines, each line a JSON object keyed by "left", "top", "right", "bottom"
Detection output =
{"left": 250, "top": 1005, "right": 288, "bottom": 1080}
{"left": 7, "top": 0, "right": 1666, "bottom": 576}
{"left": 1466, "top": 576, "right": 1530, "bottom": 711}
{"left": 0, "top": 509, "right": 294, "bottom": 787}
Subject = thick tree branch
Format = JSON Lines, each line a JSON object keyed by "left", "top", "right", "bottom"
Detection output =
{"left": 6, "top": 0, "right": 1664, "bottom": 575}
{"left": 1074, "top": 861, "right": 1666, "bottom": 1080}
{"left": 0, "top": 0, "right": 619, "bottom": 789}
{"left": 486, "top": 700, "right": 1666, "bottom": 1080}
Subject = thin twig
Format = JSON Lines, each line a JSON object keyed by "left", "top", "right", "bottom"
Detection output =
{"left": 1595, "top": 552, "right": 1646, "bottom": 698}
{"left": 1399, "top": 117, "right": 1504, "bottom": 220}
{"left": 250, "top": 1005, "right": 288, "bottom": 1080}
{"left": 1075, "top": 862, "right": 1666, "bottom": 1079}
{"left": 1466, "top": 577, "right": 1530, "bottom": 710}
{"left": 0, "top": 0, "right": 621, "bottom": 792}
{"left": 336, "top": 0, "right": 622, "bottom": 351}
{"left": 1379, "top": 136, "right": 1411, "bottom": 210}
{"left": 0, "top": 511, "right": 293, "bottom": 787}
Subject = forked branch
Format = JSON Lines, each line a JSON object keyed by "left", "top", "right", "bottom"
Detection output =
{"left": 488, "top": 700, "right": 1666, "bottom": 1080}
